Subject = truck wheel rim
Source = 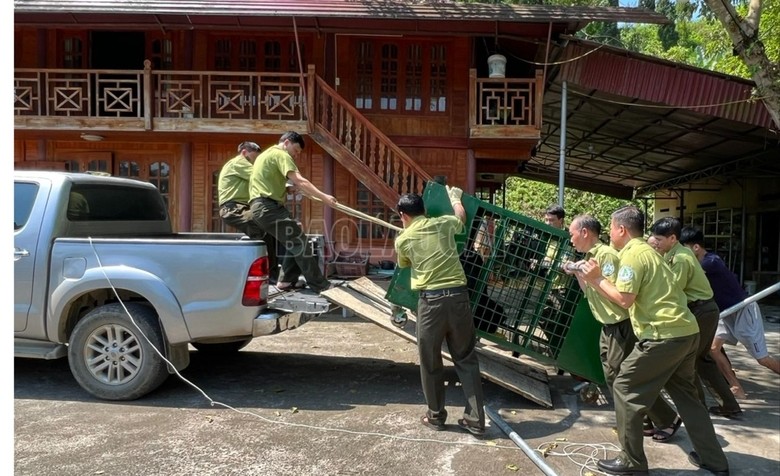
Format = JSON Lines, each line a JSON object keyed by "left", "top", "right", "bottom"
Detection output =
{"left": 84, "top": 324, "right": 143, "bottom": 385}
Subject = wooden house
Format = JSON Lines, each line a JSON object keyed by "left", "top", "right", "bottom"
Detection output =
{"left": 14, "top": 0, "right": 668, "bottom": 263}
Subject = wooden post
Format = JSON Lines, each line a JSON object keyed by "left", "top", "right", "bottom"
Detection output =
{"left": 535, "top": 69, "right": 544, "bottom": 129}
{"left": 307, "top": 64, "right": 316, "bottom": 133}
{"left": 143, "top": 60, "right": 152, "bottom": 131}
{"left": 467, "top": 149, "right": 476, "bottom": 195}
{"left": 469, "top": 68, "right": 477, "bottom": 129}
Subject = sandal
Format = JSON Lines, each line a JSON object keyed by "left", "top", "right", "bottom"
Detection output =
{"left": 457, "top": 418, "right": 485, "bottom": 437}
{"left": 420, "top": 415, "right": 445, "bottom": 431}
{"left": 642, "top": 416, "right": 656, "bottom": 437}
{"left": 652, "top": 416, "right": 682, "bottom": 443}
{"left": 708, "top": 406, "right": 743, "bottom": 419}
{"left": 275, "top": 281, "right": 305, "bottom": 292}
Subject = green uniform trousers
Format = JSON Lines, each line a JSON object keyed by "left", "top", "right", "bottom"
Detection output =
{"left": 249, "top": 197, "right": 329, "bottom": 292}
{"left": 416, "top": 291, "right": 484, "bottom": 428}
{"left": 219, "top": 201, "right": 266, "bottom": 240}
{"left": 613, "top": 333, "right": 728, "bottom": 472}
{"left": 600, "top": 319, "right": 677, "bottom": 426}
{"left": 690, "top": 298, "right": 741, "bottom": 412}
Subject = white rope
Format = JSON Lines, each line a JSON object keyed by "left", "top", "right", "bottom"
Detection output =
{"left": 536, "top": 440, "right": 622, "bottom": 476}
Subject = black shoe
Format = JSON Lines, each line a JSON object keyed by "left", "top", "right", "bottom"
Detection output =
{"left": 457, "top": 418, "right": 485, "bottom": 437}
{"left": 596, "top": 457, "right": 649, "bottom": 475}
{"left": 708, "top": 406, "right": 743, "bottom": 419}
{"left": 688, "top": 451, "right": 730, "bottom": 475}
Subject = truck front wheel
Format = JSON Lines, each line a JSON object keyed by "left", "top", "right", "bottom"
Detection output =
{"left": 68, "top": 302, "right": 169, "bottom": 400}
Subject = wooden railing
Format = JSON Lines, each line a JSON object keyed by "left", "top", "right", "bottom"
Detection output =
{"left": 15, "top": 63, "right": 541, "bottom": 142}
{"left": 14, "top": 60, "right": 306, "bottom": 130}
{"left": 469, "top": 68, "right": 544, "bottom": 139}
{"left": 308, "top": 68, "right": 432, "bottom": 209}
{"left": 15, "top": 68, "right": 145, "bottom": 117}
{"left": 152, "top": 67, "right": 305, "bottom": 121}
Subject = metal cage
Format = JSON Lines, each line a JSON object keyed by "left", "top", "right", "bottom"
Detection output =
{"left": 387, "top": 182, "right": 605, "bottom": 383}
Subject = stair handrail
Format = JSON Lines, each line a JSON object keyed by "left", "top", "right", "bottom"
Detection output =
{"left": 312, "top": 75, "right": 432, "bottom": 188}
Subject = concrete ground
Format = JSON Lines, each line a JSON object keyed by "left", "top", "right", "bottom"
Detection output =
{"left": 13, "top": 302, "right": 780, "bottom": 475}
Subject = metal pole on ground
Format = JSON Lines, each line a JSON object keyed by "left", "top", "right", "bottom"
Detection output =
{"left": 485, "top": 405, "right": 558, "bottom": 476}
{"left": 720, "top": 281, "right": 780, "bottom": 318}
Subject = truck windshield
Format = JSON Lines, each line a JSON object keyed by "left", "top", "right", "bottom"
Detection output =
{"left": 68, "top": 183, "right": 168, "bottom": 222}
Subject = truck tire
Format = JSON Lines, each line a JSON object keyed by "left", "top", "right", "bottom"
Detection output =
{"left": 68, "top": 302, "right": 169, "bottom": 401}
{"left": 191, "top": 339, "right": 252, "bottom": 354}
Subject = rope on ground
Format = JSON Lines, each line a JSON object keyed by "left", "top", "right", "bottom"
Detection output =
{"left": 535, "top": 440, "right": 621, "bottom": 476}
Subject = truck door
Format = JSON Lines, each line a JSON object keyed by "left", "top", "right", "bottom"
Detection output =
{"left": 14, "top": 179, "right": 49, "bottom": 332}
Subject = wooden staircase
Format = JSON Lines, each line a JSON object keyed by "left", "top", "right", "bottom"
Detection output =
{"left": 307, "top": 72, "right": 431, "bottom": 209}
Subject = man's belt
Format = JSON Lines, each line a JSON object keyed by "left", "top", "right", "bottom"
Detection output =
{"left": 249, "top": 196, "right": 279, "bottom": 206}
{"left": 219, "top": 200, "right": 247, "bottom": 208}
{"left": 419, "top": 286, "right": 467, "bottom": 298}
{"left": 688, "top": 298, "right": 715, "bottom": 311}
{"left": 603, "top": 318, "right": 631, "bottom": 329}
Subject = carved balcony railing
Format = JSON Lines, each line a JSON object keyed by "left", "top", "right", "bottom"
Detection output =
{"left": 469, "top": 69, "right": 544, "bottom": 140}
{"left": 14, "top": 60, "right": 307, "bottom": 132}
{"left": 15, "top": 69, "right": 145, "bottom": 118}
{"left": 14, "top": 63, "right": 542, "bottom": 142}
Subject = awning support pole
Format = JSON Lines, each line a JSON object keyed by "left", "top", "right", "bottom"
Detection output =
{"left": 558, "top": 81, "right": 567, "bottom": 207}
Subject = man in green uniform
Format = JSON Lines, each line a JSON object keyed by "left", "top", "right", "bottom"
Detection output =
{"left": 543, "top": 204, "right": 565, "bottom": 229}
{"left": 218, "top": 141, "right": 265, "bottom": 239}
{"left": 579, "top": 206, "right": 729, "bottom": 476}
{"left": 564, "top": 215, "right": 677, "bottom": 439}
{"left": 249, "top": 131, "right": 336, "bottom": 293}
{"left": 651, "top": 217, "right": 742, "bottom": 425}
{"left": 538, "top": 204, "right": 579, "bottom": 359}
{"left": 394, "top": 189, "right": 485, "bottom": 437}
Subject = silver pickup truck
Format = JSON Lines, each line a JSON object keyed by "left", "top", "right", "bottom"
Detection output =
{"left": 14, "top": 171, "right": 321, "bottom": 400}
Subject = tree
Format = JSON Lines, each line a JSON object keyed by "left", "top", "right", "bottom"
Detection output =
{"left": 501, "top": 177, "right": 650, "bottom": 231}
{"left": 703, "top": 0, "right": 780, "bottom": 128}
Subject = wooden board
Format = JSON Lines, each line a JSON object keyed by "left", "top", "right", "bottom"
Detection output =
{"left": 322, "top": 277, "right": 553, "bottom": 408}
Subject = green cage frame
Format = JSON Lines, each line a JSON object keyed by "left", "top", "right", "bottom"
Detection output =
{"left": 386, "top": 182, "right": 605, "bottom": 384}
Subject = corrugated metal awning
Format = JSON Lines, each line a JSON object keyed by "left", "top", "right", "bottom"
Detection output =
{"left": 526, "top": 37, "right": 779, "bottom": 198}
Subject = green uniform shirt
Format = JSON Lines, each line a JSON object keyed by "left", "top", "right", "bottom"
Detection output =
{"left": 218, "top": 154, "right": 253, "bottom": 205}
{"left": 394, "top": 215, "right": 467, "bottom": 291}
{"left": 545, "top": 237, "right": 572, "bottom": 289}
{"left": 665, "top": 242, "right": 714, "bottom": 302}
{"left": 615, "top": 238, "right": 699, "bottom": 340}
{"left": 249, "top": 144, "right": 298, "bottom": 203}
{"left": 585, "top": 242, "right": 628, "bottom": 325}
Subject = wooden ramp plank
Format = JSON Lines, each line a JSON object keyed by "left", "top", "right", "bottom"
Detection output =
{"left": 346, "top": 278, "right": 549, "bottom": 383}
{"left": 322, "top": 279, "right": 553, "bottom": 408}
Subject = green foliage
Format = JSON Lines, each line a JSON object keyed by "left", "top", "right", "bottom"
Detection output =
{"left": 500, "top": 177, "right": 650, "bottom": 229}
{"left": 759, "top": 1, "right": 779, "bottom": 64}
{"left": 459, "top": 0, "right": 778, "bottom": 80}
{"left": 618, "top": 0, "right": 778, "bottom": 79}
{"left": 656, "top": 0, "right": 680, "bottom": 50}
